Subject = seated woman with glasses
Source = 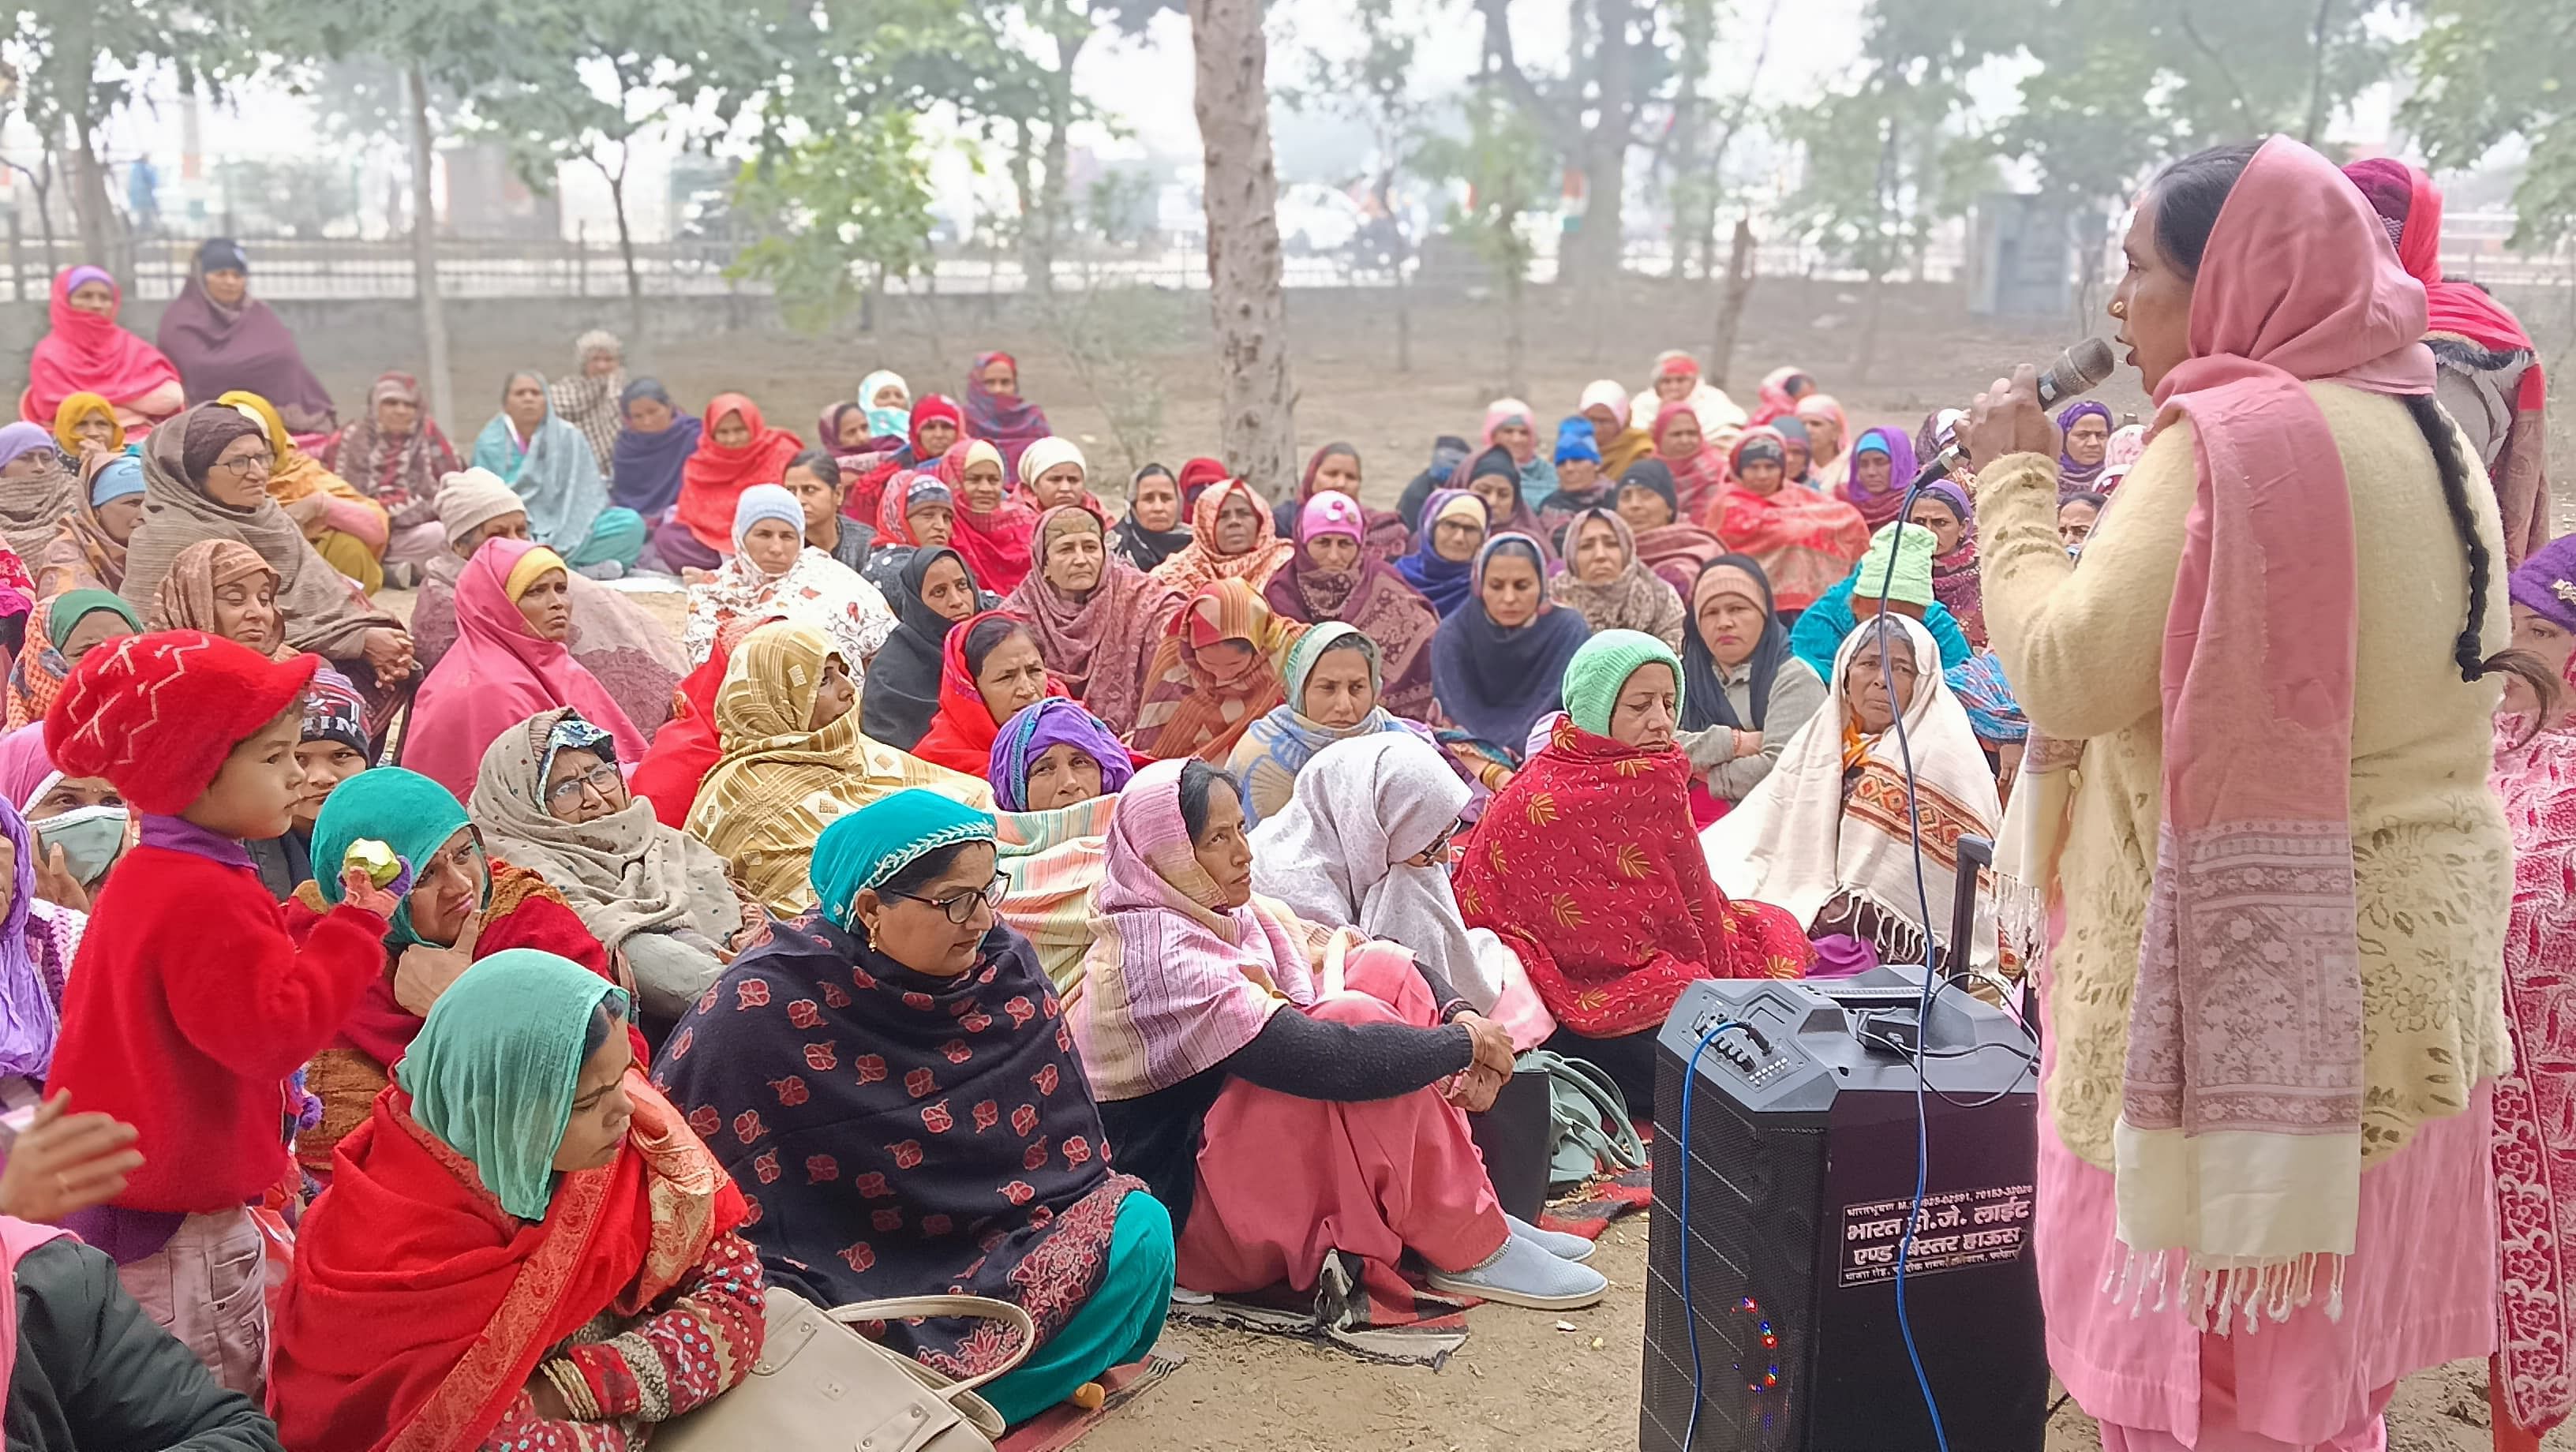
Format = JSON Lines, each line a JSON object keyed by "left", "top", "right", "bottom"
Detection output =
{"left": 654, "top": 790, "right": 1177, "bottom": 1425}
{"left": 473, "top": 708, "right": 772, "bottom": 1038}
{"left": 286, "top": 765, "right": 629, "bottom": 1181}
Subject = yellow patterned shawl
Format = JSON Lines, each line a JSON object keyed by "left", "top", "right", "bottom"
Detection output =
{"left": 684, "top": 620, "right": 991, "bottom": 912}
{"left": 994, "top": 792, "right": 1120, "bottom": 1003}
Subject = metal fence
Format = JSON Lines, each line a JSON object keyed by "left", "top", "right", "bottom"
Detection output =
{"left": 0, "top": 217, "right": 2560, "bottom": 307}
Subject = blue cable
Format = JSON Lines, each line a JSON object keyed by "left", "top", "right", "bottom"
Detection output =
{"left": 1863, "top": 469, "right": 1956, "bottom": 1452}
{"left": 1676, "top": 1017, "right": 1745, "bottom": 1452}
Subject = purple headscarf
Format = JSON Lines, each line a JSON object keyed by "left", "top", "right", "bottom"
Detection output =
{"left": 2055, "top": 400, "right": 2115, "bottom": 488}
{"left": 1921, "top": 477, "right": 1974, "bottom": 526}
{"left": 962, "top": 351, "right": 1053, "bottom": 477}
{"left": 2509, "top": 533, "right": 2576, "bottom": 634}
{"left": 1840, "top": 426, "right": 1920, "bottom": 528}
{"left": 989, "top": 698, "right": 1136, "bottom": 812}
{"left": 0, "top": 796, "right": 57, "bottom": 1080}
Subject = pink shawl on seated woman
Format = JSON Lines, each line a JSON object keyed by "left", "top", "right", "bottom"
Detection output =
{"left": 403, "top": 537, "right": 648, "bottom": 797}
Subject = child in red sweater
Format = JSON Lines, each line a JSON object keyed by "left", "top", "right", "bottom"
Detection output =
{"left": 39, "top": 631, "right": 399, "bottom": 1401}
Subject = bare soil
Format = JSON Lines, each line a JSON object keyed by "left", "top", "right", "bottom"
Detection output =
{"left": 414, "top": 274, "right": 2571, "bottom": 1450}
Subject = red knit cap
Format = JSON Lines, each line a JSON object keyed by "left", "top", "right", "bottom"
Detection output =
{"left": 44, "top": 631, "right": 321, "bottom": 814}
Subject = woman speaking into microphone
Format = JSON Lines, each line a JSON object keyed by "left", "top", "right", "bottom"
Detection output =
{"left": 1968, "top": 136, "right": 2530, "bottom": 1452}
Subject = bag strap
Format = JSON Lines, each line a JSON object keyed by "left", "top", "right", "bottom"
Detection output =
{"left": 1536, "top": 1051, "right": 1646, "bottom": 1171}
{"left": 824, "top": 1294, "right": 1039, "bottom": 1396}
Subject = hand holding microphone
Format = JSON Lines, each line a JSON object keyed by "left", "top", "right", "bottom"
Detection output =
{"left": 1963, "top": 364, "right": 2063, "bottom": 471}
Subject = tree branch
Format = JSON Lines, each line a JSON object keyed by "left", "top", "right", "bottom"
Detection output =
{"left": 1472, "top": 0, "right": 1579, "bottom": 156}
{"left": 2300, "top": 0, "right": 2335, "bottom": 146}
{"left": 2174, "top": 5, "right": 2256, "bottom": 129}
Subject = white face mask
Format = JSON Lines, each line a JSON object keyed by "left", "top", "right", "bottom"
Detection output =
{"left": 31, "top": 805, "right": 128, "bottom": 888}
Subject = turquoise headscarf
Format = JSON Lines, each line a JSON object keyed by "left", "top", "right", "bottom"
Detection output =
{"left": 396, "top": 948, "right": 628, "bottom": 1221}
{"left": 811, "top": 789, "right": 996, "bottom": 930}
{"left": 309, "top": 766, "right": 479, "bottom": 949}
{"left": 1560, "top": 629, "right": 1686, "bottom": 736}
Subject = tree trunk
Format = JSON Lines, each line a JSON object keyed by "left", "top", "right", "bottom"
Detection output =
{"left": 1665, "top": 0, "right": 1714, "bottom": 282}
{"left": 1708, "top": 215, "right": 1756, "bottom": 390}
{"left": 1853, "top": 267, "right": 1886, "bottom": 385}
{"left": 1503, "top": 267, "right": 1527, "bottom": 399}
{"left": 1556, "top": 0, "right": 1634, "bottom": 295}
{"left": 406, "top": 65, "right": 456, "bottom": 436}
{"left": 1006, "top": 122, "right": 1048, "bottom": 296}
{"left": 1029, "top": 31, "right": 1087, "bottom": 295}
{"left": 1188, "top": 0, "right": 1297, "bottom": 499}
{"left": 66, "top": 119, "right": 117, "bottom": 283}
{"left": 606, "top": 162, "right": 645, "bottom": 344}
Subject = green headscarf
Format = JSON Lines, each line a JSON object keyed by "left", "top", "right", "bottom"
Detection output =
{"left": 396, "top": 948, "right": 628, "bottom": 1221}
{"left": 1560, "top": 628, "right": 1685, "bottom": 736}
{"left": 1282, "top": 622, "right": 1381, "bottom": 714}
{"left": 810, "top": 789, "right": 995, "bottom": 931}
{"left": 309, "top": 766, "right": 480, "bottom": 949}
{"left": 47, "top": 589, "right": 142, "bottom": 647}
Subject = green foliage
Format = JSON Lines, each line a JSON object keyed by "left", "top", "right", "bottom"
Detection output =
{"left": 1779, "top": 62, "right": 1988, "bottom": 280}
{"left": 211, "top": 155, "right": 361, "bottom": 235}
{"left": 1083, "top": 170, "right": 1155, "bottom": 245}
{"left": 2403, "top": 0, "right": 2576, "bottom": 248}
{"left": 1415, "top": 91, "right": 1553, "bottom": 283}
{"left": 6, "top": 0, "right": 265, "bottom": 140}
{"left": 726, "top": 114, "right": 938, "bottom": 335}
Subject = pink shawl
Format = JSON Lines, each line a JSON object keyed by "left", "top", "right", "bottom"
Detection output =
{"left": 2114, "top": 136, "right": 2436, "bottom": 1309}
{"left": 999, "top": 506, "right": 1184, "bottom": 736}
{"left": 402, "top": 538, "right": 649, "bottom": 798}
{"left": 1068, "top": 758, "right": 1322, "bottom": 1100}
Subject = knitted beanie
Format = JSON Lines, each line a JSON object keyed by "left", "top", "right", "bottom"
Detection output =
{"left": 1561, "top": 628, "right": 1686, "bottom": 736}
{"left": 45, "top": 631, "right": 321, "bottom": 814}
{"left": 1852, "top": 521, "right": 1937, "bottom": 610}
{"left": 436, "top": 469, "right": 526, "bottom": 544}
{"left": 178, "top": 404, "right": 264, "bottom": 483}
{"left": 1554, "top": 416, "right": 1602, "bottom": 466}
{"left": 731, "top": 484, "right": 806, "bottom": 550}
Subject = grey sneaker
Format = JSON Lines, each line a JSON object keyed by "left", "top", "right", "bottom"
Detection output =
{"left": 1505, "top": 1212, "right": 1597, "bottom": 1263}
{"left": 1426, "top": 1232, "right": 1609, "bottom": 1310}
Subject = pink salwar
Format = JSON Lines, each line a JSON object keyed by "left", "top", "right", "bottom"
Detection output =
{"left": 2039, "top": 1066, "right": 2496, "bottom": 1451}
{"left": 1172, "top": 946, "right": 1511, "bottom": 1294}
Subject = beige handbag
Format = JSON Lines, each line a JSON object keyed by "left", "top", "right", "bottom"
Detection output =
{"left": 653, "top": 1289, "right": 1036, "bottom": 1452}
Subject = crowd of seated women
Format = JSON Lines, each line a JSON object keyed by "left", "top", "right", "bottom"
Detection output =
{"left": 0, "top": 267, "right": 2157, "bottom": 1452}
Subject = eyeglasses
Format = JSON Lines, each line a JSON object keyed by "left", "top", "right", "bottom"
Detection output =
{"left": 215, "top": 451, "right": 275, "bottom": 479}
{"left": 545, "top": 763, "right": 624, "bottom": 806}
{"left": 886, "top": 872, "right": 1011, "bottom": 925}
{"left": 1409, "top": 819, "right": 1465, "bottom": 866}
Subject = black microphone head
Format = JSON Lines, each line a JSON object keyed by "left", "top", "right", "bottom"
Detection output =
{"left": 2040, "top": 337, "right": 2118, "bottom": 406}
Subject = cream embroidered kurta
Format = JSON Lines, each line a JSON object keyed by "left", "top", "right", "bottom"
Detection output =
{"left": 1977, "top": 383, "right": 2513, "bottom": 1173}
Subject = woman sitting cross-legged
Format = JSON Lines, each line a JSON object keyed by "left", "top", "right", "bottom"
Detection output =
{"left": 1456, "top": 631, "right": 1814, "bottom": 1109}
{"left": 1071, "top": 758, "right": 1607, "bottom": 1310}
{"left": 1704, "top": 614, "right": 2005, "bottom": 982}
{"left": 472, "top": 707, "right": 769, "bottom": 1035}
{"left": 289, "top": 766, "right": 625, "bottom": 1177}
{"left": 989, "top": 698, "right": 1136, "bottom": 1000}
{"left": 653, "top": 791, "right": 1174, "bottom": 1424}
{"left": 686, "top": 619, "right": 991, "bottom": 915}
{"left": 273, "top": 949, "right": 764, "bottom": 1452}
{"left": 1249, "top": 732, "right": 1557, "bottom": 1050}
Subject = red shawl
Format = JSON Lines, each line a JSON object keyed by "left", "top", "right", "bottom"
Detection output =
{"left": 935, "top": 440, "right": 1038, "bottom": 595}
{"left": 963, "top": 351, "right": 1053, "bottom": 476}
{"left": 270, "top": 1080, "right": 742, "bottom": 1452}
{"left": 1454, "top": 717, "right": 1811, "bottom": 1035}
{"left": 2491, "top": 717, "right": 2576, "bottom": 1435}
{"left": 23, "top": 269, "right": 179, "bottom": 427}
{"left": 911, "top": 608, "right": 1068, "bottom": 774}
{"left": 1702, "top": 429, "right": 1870, "bottom": 612}
{"left": 850, "top": 395, "right": 962, "bottom": 527}
{"left": 676, "top": 393, "right": 803, "bottom": 552}
{"left": 631, "top": 620, "right": 750, "bottom": 829}
{"left": 1653, "top": 402, "right": 1732, "bottom": 522}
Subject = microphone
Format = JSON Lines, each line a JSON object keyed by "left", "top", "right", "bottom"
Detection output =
{"left": 1908, "top": 337, "right": 2119, "bottom": 491}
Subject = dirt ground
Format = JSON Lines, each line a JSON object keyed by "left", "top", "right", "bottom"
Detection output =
{"left": 406, "top": 275, "right": 2570, "bottom": 1450}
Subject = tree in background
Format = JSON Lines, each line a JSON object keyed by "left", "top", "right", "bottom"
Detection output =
{"left": 1654, "top": 0, "right": 1783, "bottom": 389}
{"left": 1778, "top": 60, "right": 1988, "bottom": 382}
{"left": 727, "top": 114, "right": 940, "bottom": 335}
{"left": 1417, "top": 90, "right": 1553, "bottom": 399}
{"left": 1473, "top": 0, "right": 1663, "bottom": 300}
{"left": 2404, "top": 0, "right": 2576, "bottom": 250}
{"left": 470, "top": 0, "right": 760, "bottom": 341}
{"left": 8, "top": 0, "right": 263, "bottom": 277}
{"left": 1185, "top": 0, "right": 1298, "bottom": 497}
{"left": 1290, "top": 0, "right": 1434, "bottom": 371}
